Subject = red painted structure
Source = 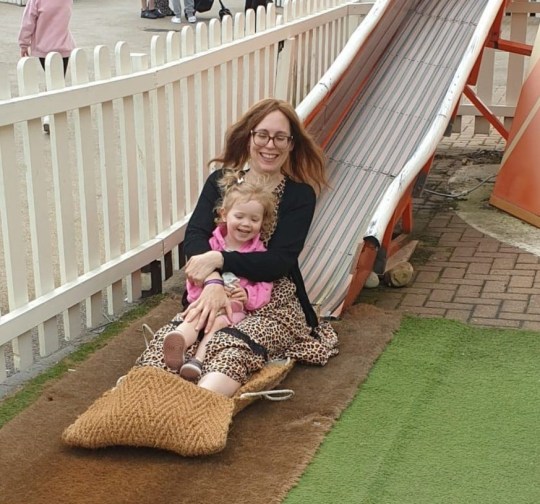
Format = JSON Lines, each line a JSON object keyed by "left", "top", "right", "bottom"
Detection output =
{"left": 490, "top": 17, "right": 539, "bottom": 227}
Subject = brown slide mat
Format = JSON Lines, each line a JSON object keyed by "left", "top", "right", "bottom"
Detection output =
{"left": 0, "top": 297, "right": 400, "bottom": 504}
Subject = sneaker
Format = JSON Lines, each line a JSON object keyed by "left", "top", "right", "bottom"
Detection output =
{"left": 163, "top": 331, "right": 187, "bottom": 371}
{"left": 171, "top": 16, "right": 182, "bottom": 23}
{"left": 141, "top": 8, "right": 159, "bottom": 18}
{"left": 180, "top": 358, "right": 203, "bottom": 381}
{"left": 187, "top": 13, "right": 197, "bottom": 23}
{"left": 153, "top": 8, "right": 166, "bottom": 17}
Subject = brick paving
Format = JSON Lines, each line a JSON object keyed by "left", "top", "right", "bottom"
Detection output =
{"left": 358, "top": 123, "right": 540, "bottom": 332}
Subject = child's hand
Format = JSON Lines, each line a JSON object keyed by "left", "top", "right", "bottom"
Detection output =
{"left": 228, "top": 286, "right": 248, "bottom": 304}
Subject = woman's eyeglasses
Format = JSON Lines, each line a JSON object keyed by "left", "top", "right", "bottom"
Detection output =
{"left": 250, "top": 130, "right": 293, "bottom": 149}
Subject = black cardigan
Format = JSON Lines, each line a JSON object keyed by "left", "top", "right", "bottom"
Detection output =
{"left": 183, "top": 169, "right": 319, "bottom": 329}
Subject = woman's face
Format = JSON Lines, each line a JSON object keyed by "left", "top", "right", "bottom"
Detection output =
{"left": 249, "top": 110, "right": 293, "bottom": 178}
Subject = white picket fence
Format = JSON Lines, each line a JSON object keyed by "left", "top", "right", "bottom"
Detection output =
{"left": 0, "top": 0, "right": 537, "bottom": 385}
{"left": 0, "top": 1, "right": 371, "bottom": 383}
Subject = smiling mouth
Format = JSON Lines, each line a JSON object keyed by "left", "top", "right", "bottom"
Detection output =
{"left": 260, "top": 152, "right": 279, "bottom": 160}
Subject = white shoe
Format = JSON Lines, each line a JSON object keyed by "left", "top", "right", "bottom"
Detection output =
{"left": 187, "top": 14, "right": 196, "bottom": 23}
{"left": 171, "top": 16, "right": 182, "bottom": 23}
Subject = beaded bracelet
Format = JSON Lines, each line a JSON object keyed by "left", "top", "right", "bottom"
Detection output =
{"left": 203, "top": 279, "right": 225, "bottom": 287}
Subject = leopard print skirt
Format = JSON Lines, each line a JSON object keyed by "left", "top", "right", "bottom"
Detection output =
{"left": 135, "top": 277, "right": 338, "bottom": 385}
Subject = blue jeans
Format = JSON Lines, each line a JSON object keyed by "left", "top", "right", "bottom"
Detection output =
{"left": 171, "top": 0, "right": 194, "bottom": 16}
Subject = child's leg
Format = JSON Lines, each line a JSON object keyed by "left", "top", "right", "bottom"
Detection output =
{"left": 174, "top": 319, "right": 200, "bottom": 346}
{"left": 162, "top": 318, "right": 200, "bottom": 371}
{"left": 179, "top": 315, "right": 231, "bottom": 380}
{"left": 180, "top": 309, "right": 248, "bottom": 381}
{"left": 39, "top": 57, "right": 69, "bottom": 76}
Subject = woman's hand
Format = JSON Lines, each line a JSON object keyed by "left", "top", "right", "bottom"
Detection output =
{"left": 181, "top": 284, "right": 233, "bottom": 333}
{"left": 185, "top": 251, "right": 224, "bottom": 286}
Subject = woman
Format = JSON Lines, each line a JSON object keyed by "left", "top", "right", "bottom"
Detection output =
{"left": 137, "top": 98, "right": 338, "bottom": 396}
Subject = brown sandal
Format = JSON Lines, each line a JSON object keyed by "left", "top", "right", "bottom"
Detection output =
{"left": 163, "top": 331, "right": 187, "bottom": 371}
{"left": 179, "top": 358, "right": 203, "bottom": 381}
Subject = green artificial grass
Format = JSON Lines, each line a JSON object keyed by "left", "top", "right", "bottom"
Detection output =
{"left": 0, "top": 295, "right": 164, "bottom": 429}
{"left": 285, "top": 317, "right": 540, "bottom": 504}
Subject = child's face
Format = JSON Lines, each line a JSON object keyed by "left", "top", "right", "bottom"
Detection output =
{"left": 223, "top": 199, "right": 265, "bottom": 245}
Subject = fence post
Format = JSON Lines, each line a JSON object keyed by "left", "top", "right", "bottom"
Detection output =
{"left": 0, "top": 70, "right": 25, "bottom": 380}
{"left": 275, "top": 37, "right": 297, "bottom": 103}
{"left": 94, "top": 45, "right": 124, "bottom": 316}
{"left": 69, "top": 49, "right": 105, "bottom": 331}
{"left": 16, "top": 57, "right": 58, "bottom": 365}
{"left": 115, "top": 42, "right": 142, "bottom": 302}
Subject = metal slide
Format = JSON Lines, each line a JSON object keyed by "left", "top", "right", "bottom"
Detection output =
{"left": 296, "top": 0, "right": 507, "bottom": 317}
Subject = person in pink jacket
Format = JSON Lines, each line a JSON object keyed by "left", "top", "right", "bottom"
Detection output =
{"left": 18, "top": 0, "right": 75, "bottom": 75}
{"left": 163, "top": 177, "right": 276, "bottom": 381}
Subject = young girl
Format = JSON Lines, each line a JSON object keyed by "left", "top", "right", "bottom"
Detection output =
{"left": 163, "top": 177, "right": 275, "bottom": 380}
{"left": 18, "top": 0, "right": 75, "bottom": 73}
{"left": 18, "top": 0, "right": 76, "bottom": 133}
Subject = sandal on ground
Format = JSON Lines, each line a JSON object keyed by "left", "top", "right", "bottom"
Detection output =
{"left": 163, "top": 331, "right": 187, "bottom": 371}
{"left": 179, "top": 358, "right": 203, "bottom": 381}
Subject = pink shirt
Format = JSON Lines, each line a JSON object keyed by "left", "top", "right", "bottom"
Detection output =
{"left": 187, "top": 225, "right": 273, "bottom": 311}
{"left": 18, "top": 0, "right": 75, "bottom": 58}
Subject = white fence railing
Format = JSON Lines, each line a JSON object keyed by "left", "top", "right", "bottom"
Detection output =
{"left": 0, "top": 1, "right": 371, "bottom": 383}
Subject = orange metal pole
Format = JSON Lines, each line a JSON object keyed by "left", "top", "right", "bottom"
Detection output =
{"left": 493, "top": 39, "right": 533, "bottom": 56}
{"left": 341, "top": 239, "right": 378, "bottom": 312}
{"left": 467, "top": 50, "right": 485, "bottom": 86}
{"left": 487, "top": 1, "right": 506, "bottom": 45}
{"left": 463, "top": 85, "right": 509, "bottom": 140}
